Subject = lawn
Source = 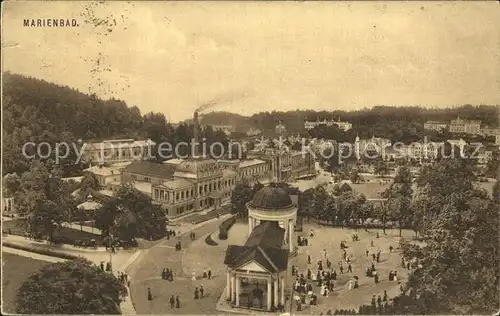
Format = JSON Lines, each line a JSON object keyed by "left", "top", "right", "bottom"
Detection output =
{"left": 2, "top": 219, "right": 104, "bottom": 246}
{"left": 289, "top": 224, "right": 413, "bottom": 314}
{"left": 2, "top": 253, "right": 51, "bottom": 313}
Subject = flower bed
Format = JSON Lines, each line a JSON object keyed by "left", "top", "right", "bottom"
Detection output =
{"left": 218, "top": 215, "right": 237, "bottom": 240}
{"left": 2, "top": 242, "right": 79, "bottom": 260}
{"left": 204, "top": 233, "right": 218, "bottom": 246}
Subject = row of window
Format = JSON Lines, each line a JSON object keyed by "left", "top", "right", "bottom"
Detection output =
{"left": 89, "top": 148, "right": 147, "bottom": 160}
{"left": 240, "top": 165, "right": 268, "bottom": 178}
{"left": 154, "top": 177, "right": 236, "bottom": 203}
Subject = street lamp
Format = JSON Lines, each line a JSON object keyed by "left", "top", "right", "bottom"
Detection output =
{"left": 109, "top": 233, "right": 113, "bottom": 272}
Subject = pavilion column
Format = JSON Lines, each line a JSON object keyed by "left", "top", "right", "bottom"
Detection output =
{"left": 235, "top": 276, "right": 240, "bottom": 307}
{"left": 280, "top": 276, "right": 285, "bottom": 305}
{"left": 274, "top": 278, "right": 279, "bottom": 307}
{"left": 231, "top": 274, "right": 236, "bottom": 302}
{"left": 267, "top": 278, "right": 272, "bottom": 311}
{"left": 248, "top": 216, "right": 253, "bottom": 235}
{"left": 284, "top": 224, "right": 288, "bottom": 245}
{"left": 226, "top": 270, "right": 231, "bottom": 299}
{"left": 288, "top": 219, "right": 294, "bottom": 253}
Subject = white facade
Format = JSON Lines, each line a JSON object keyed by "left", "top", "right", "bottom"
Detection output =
{"left": 304, "top": 119, "right": 352, "bottom": 131}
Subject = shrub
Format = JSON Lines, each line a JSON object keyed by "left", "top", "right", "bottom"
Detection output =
{"left": 205, "top": 234, "right": 218, "bottom": 246}
{"left": 2, "top": 242, "right": 79, "bottom": 260}
{"left": 218, "top": 230, "right": 228, "bottom": 240}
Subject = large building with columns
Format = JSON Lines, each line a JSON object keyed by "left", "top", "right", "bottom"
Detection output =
{"left": 223, "top": 185, "right": 297, "bottom": 312}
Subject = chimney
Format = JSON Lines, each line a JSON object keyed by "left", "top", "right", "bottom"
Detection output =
{"left": 193, "top": 111, "right": 200, "bottom": 157}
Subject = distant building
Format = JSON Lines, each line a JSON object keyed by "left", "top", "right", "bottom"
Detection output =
{"left": 424, "top": 121, "right": 448, "bottom": 132}
{"left": 304, "top": 117, "right": 353, "bottom": 132}
{"left": 449, "top": 117, "right": 481, "bottom": 134}
{"left": 247, "top": 147, "right": 315, "bottom": 182}
{"left": 219, "top": 158, "right": 271, "bottom": 185}
{"left": 208, "top": 124, "right": 234, "bottom": 136}
{"left": 355, "top": 135, "right": 392, "bottom": 160}
{"left": 275, "top": 122, "right": 287, "bottom": 135}
{"left": 480, "top": 127, "right": 500, "bottom": 136}
{"left": 82, "top": 138, "right": 155, "bottom": 164}
{"left": 246, "top": 128, "right": 262, "bottom": 136}
{"left": 84, "top": 164, "right": 124, "bottom": 187}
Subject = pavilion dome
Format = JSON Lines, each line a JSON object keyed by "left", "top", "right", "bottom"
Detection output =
{"left": 248, "top": 184, "right": 293, "bottom": 210}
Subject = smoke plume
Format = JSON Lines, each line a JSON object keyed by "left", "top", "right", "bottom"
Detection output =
{"left": 195, "top": 90, "right": 253, "bottom": 113}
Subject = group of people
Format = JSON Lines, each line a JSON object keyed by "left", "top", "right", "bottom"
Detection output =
{"left": 202, "top": 268, "right": 212, "bottom": 279}
{"left": 366, "top": 248, "right": 382, "bottom": 262}
{"left": 118, "top": 271, "right": 130, "bottom": 286}
{"left": 193, "top": 285, "right": 205, "bottom": 299}
{"left": 298, "top": 235, "right": 310, "bottom": 246}
{"left": 189, "top": 232, "right": 196, "bottom": 240}
{"left": 161, "top": 268, "right": 174, "bottom": 281}
{"left": 99, "top": 261, "right": 112, "bottom": 272}
{"left": 166, "top": 229, "right": 177, "bottom": 239}
{"left": 401, "top": 257, "right": 420, "bottom": 270}
{"left": 371, "top": 290, "right": 389, "bottom": 308}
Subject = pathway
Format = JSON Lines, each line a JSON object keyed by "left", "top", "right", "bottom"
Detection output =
{"left": 2, "top": 245, "right": 137, "bottom": 314}
{"left": 128, "top": 214, "right": 234, "bottom": 314}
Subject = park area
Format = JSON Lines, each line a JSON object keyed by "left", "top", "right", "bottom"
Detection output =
{"left": 2, "top": 218, "right": 104, "bottom": 247}
{"left": 128, "top": 215, "right": 414, "bottom": 314}
{"left": 2, "top": 253, "right": 51, "bottom": 313}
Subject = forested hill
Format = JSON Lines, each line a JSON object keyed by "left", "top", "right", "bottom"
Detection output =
{"left": 3, "top": 72, "right": 498, "bottom": 176}
{"left": 3, "top": 72, "right": 143, "bottom": 141}
{"left": 200, "top": 105, "right": 499, "bottom": 136}
{"left": 2, "top": 72, "right": 147, "bottom": 176}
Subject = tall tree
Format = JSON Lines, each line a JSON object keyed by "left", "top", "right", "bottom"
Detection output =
{"left": 95, "top": 184, "right": 166, "bottom": 241}
{"left": 383, "top": 166, "right": 413, "bottom": 236}
{"left": 230, "top": 182, "right": 253, "bottom": 218}
{"left": 17, "top": 258, "right": 127, "bottom": 314}
{"left": 16, "top": 161, "right": 76, "bottom": 240}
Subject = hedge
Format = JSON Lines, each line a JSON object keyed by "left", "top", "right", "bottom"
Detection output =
{"left": 218, "top": 216, "right": 237, "bottom": 240}
{"left": 2, "top": 242, "right": 79, "bottom": 260}
{"left": 204, "top": 234, "right": 218, "bottom": 246}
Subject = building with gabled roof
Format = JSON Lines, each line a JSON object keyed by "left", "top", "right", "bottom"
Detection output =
{"left": 223, "top": 185, "right": 295, "bottom": 311}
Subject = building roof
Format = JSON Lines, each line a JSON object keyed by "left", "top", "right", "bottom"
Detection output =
{"left": 174, "top": 157, "right": 219, "bottom": 179}
{"left": 84, "top": 138, "right": 155, "bottom": 150}
{"left": 62, "top": 176, "right": 84, "bottom": 183}
{"left": 84, "top": 165, "right": 121, "bottom": 177}
{"left": 77, "top": 200, "right": 102, "bottom": 211}
{"left": 224, "top": 221, "right": 288, "bottom": 273}
{"left": 248, "top": 184, "right": 294, "bottom": 210}
{"left": 133, "top": 181, "right": 152, "bottom": 194}
{"left": 159, "top": 178, "right": 194, "bottom": 190}
{"left": 163, "top": 158, "right": 184, "bottom": 165}
{"left": 239, "top": 159, "right": 267, "bottom": 168}
{"left": 425, "top": 121, "right": 448, "bottom": 125}
{"left": 124, "top": 160, "right": 176, "bottom": 179}
{"left": 222, "top": 169, "right": 238, "bottom": 178}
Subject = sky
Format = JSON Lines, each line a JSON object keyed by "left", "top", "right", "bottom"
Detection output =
{"left": 2, "top": 1, "right": 500, "bottom": 122}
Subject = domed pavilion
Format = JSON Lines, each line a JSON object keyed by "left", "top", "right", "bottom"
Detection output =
{"left": 223, "top": 184, "right": 297, "bottom": 312}
{"left": 246, "top": 184, "right": 298, "bottom": 254}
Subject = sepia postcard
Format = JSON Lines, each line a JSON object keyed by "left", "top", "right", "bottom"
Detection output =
{"left": 1, "top": 1, "right": 499, "bottom": 315}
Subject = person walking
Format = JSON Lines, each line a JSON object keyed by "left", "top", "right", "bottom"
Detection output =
{"left": 147, "top": 287, "right": 153, "bottom": 301}
{"left": 194, "top": 287, "right": 199, "bottom": 299}
{"left": 208, "top": 269, "right": 212, "bottom": 280}
{"left": 175, "top": 296, "right": 180, "bottom": 308}
{"left": 347, "top": 263, "right": 352, "bottom": 273}
{"left": 200, "top": 285, "right": 204, "bottom": 298}
{"left": 169, "top": 295, "right": 175, "bottom": 308}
